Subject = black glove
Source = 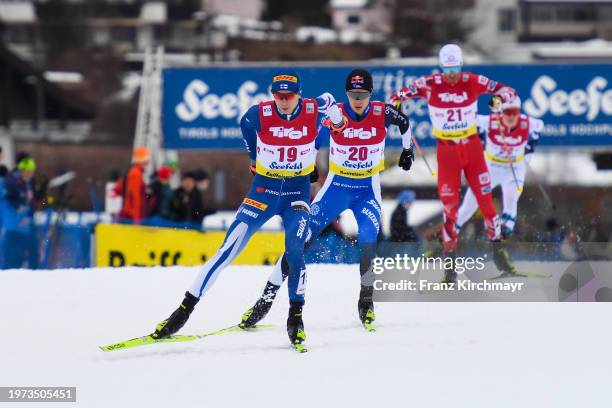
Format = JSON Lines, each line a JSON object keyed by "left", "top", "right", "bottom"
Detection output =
{"left": 525, "top": 138, "right": 538, "bottom": 155}
{"left": 398, "top": 147, "right": 414, "bottom": 171}
{"left": 310, "top": 166, "right": 319, "bottom": 183}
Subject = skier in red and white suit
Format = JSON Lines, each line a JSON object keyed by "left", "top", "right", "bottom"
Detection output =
{"left": 390, "top": 44, "right": 518, "bottom": 280}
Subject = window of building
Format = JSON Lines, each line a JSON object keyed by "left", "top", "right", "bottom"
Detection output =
{"left": 213, "top": 169, "right": 226, "bottom": 205}
{"left": 347, "top": 14, "right": 361, "bottom": 25}
{"left": 110, "top": 26, "right": 136, "bottom": 43}
{"left": 498, "top": 8, "right": 516, "bottom": 33}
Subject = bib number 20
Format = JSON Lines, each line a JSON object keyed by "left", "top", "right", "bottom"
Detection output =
{"left": 348, "top": 146, "right": 368, "bottom": 161}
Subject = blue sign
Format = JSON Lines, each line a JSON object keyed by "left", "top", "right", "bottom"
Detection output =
{"left": 162, "top": 64, "right": 612, "bottom": 149}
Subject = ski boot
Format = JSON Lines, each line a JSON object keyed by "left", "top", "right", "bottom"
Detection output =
{"left": 441, "top": 251, "right": 457, "bottom": 283}
{"left": 492, "top": 241, "right": 518, "bottom": 277}
{"left": 358, "top": 285, "right": 376, "bottom": 331}
{"left": 501, "top": 226, "right": 513, "bottom": 241}
{"left": 152, "top": 291, "right": 199, "bottom": 339}
{"left": 239, "top": 282, "right": 281, "bottom": 329}
{"left": 287, "top": 301, "right": 306, "bottom": 351}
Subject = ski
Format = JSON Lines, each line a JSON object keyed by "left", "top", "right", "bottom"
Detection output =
{"left": 99, "top": 324, "right": 273, "bottom": 352}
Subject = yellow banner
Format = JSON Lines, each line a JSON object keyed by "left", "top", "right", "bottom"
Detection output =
{"left": 95, "top": 223, "right": 285, "bottom": 267}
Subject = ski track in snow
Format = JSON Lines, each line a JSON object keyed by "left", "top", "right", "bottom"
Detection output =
{"left": 1, "top": 264, "right": 610, "bottom": 408}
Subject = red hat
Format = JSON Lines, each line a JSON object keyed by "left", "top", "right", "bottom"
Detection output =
{"left": 157, "top": 166, "right": 173, "bottom": 181}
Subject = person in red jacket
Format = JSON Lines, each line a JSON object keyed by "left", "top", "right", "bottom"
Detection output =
{"left": 391, "top": 44, "right": 518, "bottom": 282}
{"left": 118, "top": 146, "right": 150, "bottom": 223}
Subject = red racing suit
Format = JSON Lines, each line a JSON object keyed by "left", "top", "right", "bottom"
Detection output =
{"left": 394, "top": 72, "right": 516, "bottom": 251}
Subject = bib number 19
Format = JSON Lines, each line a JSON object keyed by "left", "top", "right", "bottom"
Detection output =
{"left": 278, "top": 147, "right": 297, "bottom": 162}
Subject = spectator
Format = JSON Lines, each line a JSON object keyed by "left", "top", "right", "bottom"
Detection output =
{"left": 170, "top": 172, "right": 197, "bottom": 223}
{"left": 191, "top": 168, "right": 215, "bottom": 223}
{"left": 0, "top": 146, "right": 8, "bottom": 230}
{"left": 3, "top": 157, "right": 39, "bottom": 269}
{"left": 117, "top": 146, "right": 150, "bottom": 223}
{"left": 390, "top": 189, "right": 418, "bottom": 242}
{"left": 149, "top": 166, "right": 174, "bottom": 219}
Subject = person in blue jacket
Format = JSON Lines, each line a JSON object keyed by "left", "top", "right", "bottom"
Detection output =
{"left": 3, "top": 157, "right": 38, "bottom": 269}
{"left": 151, "top": 69, "right": 346, "bottom": 349}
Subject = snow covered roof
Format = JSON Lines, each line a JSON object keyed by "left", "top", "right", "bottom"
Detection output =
{"left": 522, "top": 0, "right": 612, "bottom": 3}
{"left": 532, "top": 39, "right": 612, "bottom": 60}
{"left": 140, "top": 2, "right": 167, "bottom": 24}
{"left": 331, "top": 0, "right": 369, "bottom": 9}
{"left": 0, "top": 2, "right": 35, "bottom": 23}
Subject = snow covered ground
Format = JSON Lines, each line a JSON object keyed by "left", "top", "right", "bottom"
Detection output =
{"left": 1, "top": 265, "right": 611, "bottom": 407}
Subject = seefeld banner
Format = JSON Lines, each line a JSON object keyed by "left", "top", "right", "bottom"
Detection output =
{"left": 163, "top": 64, "right": 612, "bottom": 149}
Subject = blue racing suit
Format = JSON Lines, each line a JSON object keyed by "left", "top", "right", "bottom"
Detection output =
{"left": 188, "top": 94, "right": 339, "bottom": 303}
{"left": 265, "top": 101, "right": 412, "bottom": 291}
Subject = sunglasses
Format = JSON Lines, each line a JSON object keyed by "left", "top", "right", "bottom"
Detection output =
{"left": 441, "top": 66, "right": 462, "bottom": 74}
{"left": 347, "top": 90, "right": 371, "bottom": 101}
{"left": 503, "top": 108, "right": 520, "bottom": 116}
{"left": 273, "top": 92, "right": 298, "bottom": 101}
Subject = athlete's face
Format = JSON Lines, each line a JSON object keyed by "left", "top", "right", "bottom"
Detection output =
{"left": 441, "top": 66, "right": 461, "bottom": 85}
{"left": 502, "top": 108, "right": 520, "bottom": 128}
{"left": 347, "top": 90, "right": 371, "bottom": 114}
{"left": 273, "top": 91, "right": 299, "bottom": 114}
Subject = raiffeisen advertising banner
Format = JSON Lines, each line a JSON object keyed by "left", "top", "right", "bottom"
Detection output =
{"left": 162, "top": 64, "right": 612, "bottom": 149}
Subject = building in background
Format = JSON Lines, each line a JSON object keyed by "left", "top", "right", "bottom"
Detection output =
{"left": 467, "top": 0, "right": 612, "bottom": 62}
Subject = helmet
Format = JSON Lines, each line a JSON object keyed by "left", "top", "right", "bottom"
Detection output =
{"left": 271, "top": 68, "right": 301, "bottom": 94}
{"left": 502, "top": 96, "right": 521, "bottom": 111}
{"left": 132, "top": 146, "right": 151, "bottom": 164}
{"left": 398, "top": 189, "right": 416, "bottom": 204}
{"left": 438, "top": 44, "right": 463, "bottom": 68}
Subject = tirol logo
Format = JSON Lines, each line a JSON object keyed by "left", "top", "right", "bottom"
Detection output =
{"left": 343, "top": 127, "right": 377, "bottom": 139}
{"left": 524, "top": 75, "right": 612, "bottom": 121}
{"left": 270, "top": 126, "right": 307, "bottom": 139}
{"left": 438, "top": 92, "right": 468, "bottom": 103}
{"left": 175, "top": 79, "right": 268, "bottom": 123}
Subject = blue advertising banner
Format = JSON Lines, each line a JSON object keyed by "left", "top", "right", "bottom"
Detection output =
{"left": 162, "top": 64, "right": 612, "bottom": 149}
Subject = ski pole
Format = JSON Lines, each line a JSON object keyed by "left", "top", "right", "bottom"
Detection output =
{"left": 524, "top": 160, "right": 555, "bottom": 210}
{"left": 410, "top": 133, "right": 437, "bottom": 178}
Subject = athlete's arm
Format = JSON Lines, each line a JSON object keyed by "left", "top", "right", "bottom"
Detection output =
{"left": 239, "top": 105, "right": 260, "bottom": 162}
{"left": 390, "top": 75, "right": 431, "bottom": 106}
{"left": 472, "top": 73, "right": 516, "bottom": 103}
{"left": 317, "top": 92, "right": 346, "bottom": 133}
{"left": 385, "top": 103, "right": 412, "bottom": 149}
{"left": 525, "top": 116, "right": 544, "bottom": 156}
{"left": 476, "top": 114, "right": 489, "bottom": 133}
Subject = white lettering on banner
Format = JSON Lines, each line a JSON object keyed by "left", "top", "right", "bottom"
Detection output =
{"left": 343, "top": 128, "right": 377, "bottom": 139}
{"left": 269, "top": 126, "right": 307, "bottom": 139}
{"left": 175, "top": 80, "right": 269, "bottom": 123}
{"left": 524, "top": 75, "right": 612, "bottom": 121}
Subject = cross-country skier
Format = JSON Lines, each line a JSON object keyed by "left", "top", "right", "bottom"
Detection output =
{"left": 456, "top": 96, "right": 544, "bottom": 238}
{"left": 390, "top": 44, "right": 518, "bottom": 282}
{"left": 152, "top": 69, "right": 347, "bottom": 349}
{"left": 239, "top": 69, "right": 415, "bottom": 331}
